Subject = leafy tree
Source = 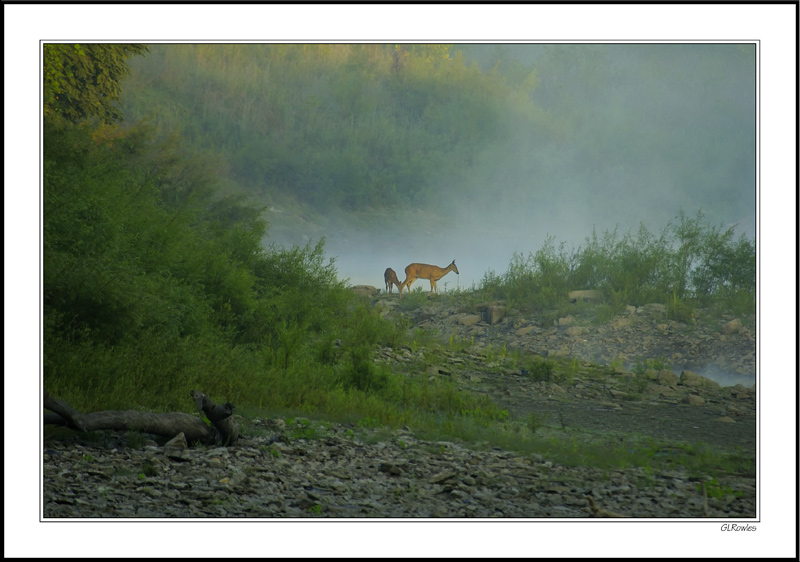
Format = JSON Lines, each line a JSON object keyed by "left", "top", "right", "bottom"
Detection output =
{"left": 121, "top": 44, "right": 548, "bottom": 212}
{"left": 43, "top": 43, "right": 149, "bottom": 124}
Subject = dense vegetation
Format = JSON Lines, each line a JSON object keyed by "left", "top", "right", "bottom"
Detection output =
{"left": 43, "top": 44, "right": 506, "bottom": 433}
{"left": 121, "top": 43, "right": 541, "bottom": 210}
{"left": 478, "top": 210, "right": 756, "bottom": 320}
{"left": 120, "top": 43, "right": 755, "bottom": 230}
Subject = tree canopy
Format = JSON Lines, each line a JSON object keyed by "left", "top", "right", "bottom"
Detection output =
{"left": 43, "top": 43, "right": 149, "bottom": 124}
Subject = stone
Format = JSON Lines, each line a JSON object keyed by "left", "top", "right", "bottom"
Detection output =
{"left": 731, "top": 385, "right": 754, "bottom": 400}
{"left": 656, "top": 385, "right": 679, "bottom": 398}
{"left": 378, "top": 463, "right": 403, "bottom": 476}
{"left": 609, "top": 317, "right": 631, "bottom": 330}
{"left": 427, "top": 365, "right": 451, "bottom": 377}
{"left": 637, "top": 303, "right": 666, "bottom": 315}
{"left": 485, "top": 306, "right": 505, "bottom": 325}
{"left": 429, "top": 471, "right": 458, "bottom": 484}
{"left": 418, "top": 307, "right": 438, "bottom": 320}
{"left": 350, "top": 285, "right": 379, "bottom": 298}
{"left": 475, "top": 302, "right": 506, "bottom": 325}
{"left": 656, "top": 370, "right": 679, "bottom": 386}
{"left": 721, "top": 318, "right": 742, "bottom": 335}
{"left": 680, "top": 370, "right": 720, "bottom": 389}
{"left": 568, "top": 289, "right": 603, "bottom": 302}
{"left": 458, "top": 314, "right": 481, "bottom": 326}
{"left": 164, "top": 432, "right": 188, "bottom": 450}
{"left": 375, "top": 300, "right": 399, "bottom": 316}
{"left": 558, "top": 315, "right": 575, "bottom": 326}
{"left": 565, "top": 326, "right": 587, "bottom": 337}
{"left": 684, "top": 394, "right": 705, "bottom": 406}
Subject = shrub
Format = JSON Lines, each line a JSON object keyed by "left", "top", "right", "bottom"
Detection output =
{"left": 479, "top": 210, "right": 754, "bottom": 316}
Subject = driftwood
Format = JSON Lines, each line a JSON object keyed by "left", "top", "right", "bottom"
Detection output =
{"left": 190, "top": 390, "right": 238, "bottom": 445}
{"left": 44, "top": 390, "right": 238, "bottom": 446}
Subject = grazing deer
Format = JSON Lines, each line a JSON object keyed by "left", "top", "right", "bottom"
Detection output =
{"left": 384, "top": 267, "right": 402, "bottom": 294}
{"left": 400, "top": 260, "right": 459, "bottom": 297}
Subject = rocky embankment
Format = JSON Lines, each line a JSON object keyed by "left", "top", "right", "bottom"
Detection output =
{"left": 43, "top": 289, "right": 756, "bottom": 519}
{"left": 44, "top": 415, "right": 754, "bottom": 519}
{"left": 364, "top": 287, "right": 756, "bottom": 385}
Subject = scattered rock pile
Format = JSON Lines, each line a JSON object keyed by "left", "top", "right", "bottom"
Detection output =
{"left": 374, "top": 292, "right": 755, "bottom": 385}
{"left": 43, "top": 418, "right": 754, "bottom": 519}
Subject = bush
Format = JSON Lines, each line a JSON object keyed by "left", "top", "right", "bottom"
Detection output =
{"left": 523, "top": 357, "right": 556, "bottom": 382}
{"left": 479, "top": 210, "right": 755, "bottom": 316}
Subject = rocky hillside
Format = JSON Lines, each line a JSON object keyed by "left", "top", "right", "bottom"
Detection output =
{"left": 363, "top": 287, "right": 756, "bottom": 384}
{"left": 43, "top": 288, "right": 756, "bottom": 519}
{"left": 43, "top": 411, "right": 754, "bottom": 519}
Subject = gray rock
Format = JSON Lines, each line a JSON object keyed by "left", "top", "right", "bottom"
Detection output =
{"left": 684, "top": 394, "right": 705, "bottom": 406}
{"left": 164, "top": 432, "right": 188, "bottom": 450}
{"left": 721, "top": 318, "right": 743, "bottom": 335}
{"left": 656, "top": 370, "right": 679, "bottom": 386}
{"left": 568, "top": 290, "right": 603, "bottom": 302}
{"left": 680, "top": 370, "right": 721, "bottom": 389}
{"left": 351, "top": 285, "right": 379, "bottom": 298}
{"left": 458, "top": 314, "right": 481, "bottom": 326}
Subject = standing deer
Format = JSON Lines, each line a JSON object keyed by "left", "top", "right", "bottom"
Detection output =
{"left": 384, "top": 268, "right": 402, "bottom": 294}
{"left": 400, "top": 260, "right": 459, "bottom": 297}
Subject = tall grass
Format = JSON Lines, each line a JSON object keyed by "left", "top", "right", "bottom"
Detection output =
{"left": 479, "top": 210, "right": 755, "bottom": 319}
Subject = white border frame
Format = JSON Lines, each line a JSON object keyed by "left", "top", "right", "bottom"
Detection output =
{"left": 6, "top": 3, "right": 796, "bottom": 558}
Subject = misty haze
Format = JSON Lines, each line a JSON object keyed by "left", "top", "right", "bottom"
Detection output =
{"left": 122, "top": 43, "right": 755, "bottom": 290}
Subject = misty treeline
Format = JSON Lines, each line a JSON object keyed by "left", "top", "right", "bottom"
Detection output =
{"left": 121, "top": 43, "right": 537, "bottom": 210}
{"left": 120, "top": 43, "right": 755, "bottom": 228}
{"left": 43, "top": 44, "right": 506, "bottom": 428}
{"left": 479, "top": 209, "right": 756, "bottom": 319}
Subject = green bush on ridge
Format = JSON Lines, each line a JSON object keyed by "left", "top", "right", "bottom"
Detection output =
{"left": 479, "top": 211, "right": 755, "bottom": 319}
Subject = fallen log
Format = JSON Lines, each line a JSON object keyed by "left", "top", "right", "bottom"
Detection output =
{"left": 44, "top": 390, "right": 238, "bottom": 446}
{"left": 191, "top": 390, "right": 238, "bottom": 445}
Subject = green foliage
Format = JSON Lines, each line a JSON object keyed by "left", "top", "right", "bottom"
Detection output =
{"left": 121, "top": 44, "right": 547, "bottom": 212}
{"left": 43, "top": 111, "right": 508, "bottom": 432}
{"left": 44, "top": 43, "right": 149, "bottom": 124}
{"left": 632, "top": 357, "right": 670, "bottom": 375}
{"left": 698, "top": 476, "right": 745, "bottom": 499}
{"left": 526, "top": 412, "right": 546, "bottom": 435}
{"left": 307, "top": 503, "right": 323, "bottom": 515}
{"left": 480, "top": 211, "right": 755, "bottom": 316}
{"left": 522, "top": 357, "right": 556, "bottom": 382}
{"left": 397, "top": 287, "right": 430, "bottom": 310}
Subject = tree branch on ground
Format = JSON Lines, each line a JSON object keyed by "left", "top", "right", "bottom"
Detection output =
{"left": 43, "top": 390, "right": 238, "bottom": 446}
